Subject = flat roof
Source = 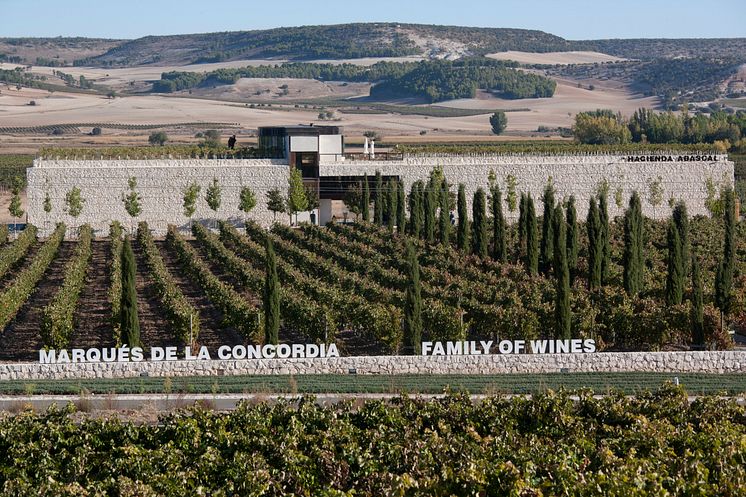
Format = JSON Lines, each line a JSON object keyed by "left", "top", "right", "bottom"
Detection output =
{"left": 258, "top": 125, "right": 342, "bottom": 137}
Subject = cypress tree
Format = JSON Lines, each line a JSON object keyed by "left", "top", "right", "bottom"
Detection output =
{"left": 120, "top": 236, "right": 140, "bottom": 348}
{"left": 539, "top": 182, "right": 555, "bottom": 274}
{"left": 525, "top": 194, "right": 539, "bottom": 276}
{"left": 665, "top": 219, "right": 684, "bottom": 305}
{"left": 472, "top": 188, "right": 488, "bottom": 258}
{"left": 403, "top": 240, "right": 422, "bottom": 355}
{"left": 553, "top": 205, "right": 571, "bottom": 339}
{"left": 599, "top": 190, "right": 611, "bottom": 285}
{"left": 491, "top": 184, "right": 506, "bottom": 263}
{"left": 518, "top": 192, "right": 527, "bottom": 262}
{"left": 387, "top": 179, "right": 397, "bottom": 232}
{"left": 374, "top": 170, "right": 383, "bottom": 225}
{"left": 439, "top": 179, "right": 451, "bottom": 246}
{"left": 263, "top": 237, "right": 280, "bottom": 345}
{"left": 587, "top": 197, "right": 602, "bottom": 291}
{"left": 566, "top": 196, "right": 578, "bottom": 282}
{"left": 397, "top": 180, "right": 406, "bottom": 233}
{"left": 715, "top": 189, "right": 736, "bottom": 314}
{"left": 691, "top": 254, "right": 705, "bottom": 348}
{"left": 424, "top": 182, "right": 435, "bottom": 243}
{"left": 415, "top": 181, "right": 425, "bottom": 238}
{"left": 673, "top": 201, "right": 690, "bottom": 274}
{"left": 361, "top": 175, "right": 370, "bottom": 222}
{"left": 457, "top": 184, "right": 470, "bottom": 253}
{"left": 623, "top": 191, "right": 644, "bottom": 295}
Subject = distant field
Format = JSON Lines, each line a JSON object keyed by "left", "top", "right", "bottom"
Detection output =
{"left": 487, "top": 50, "right": 626, "bottom": 65}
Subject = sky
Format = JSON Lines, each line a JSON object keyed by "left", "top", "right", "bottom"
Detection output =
{"left": 1, "top": 0, "right": 744, "bottom": 40}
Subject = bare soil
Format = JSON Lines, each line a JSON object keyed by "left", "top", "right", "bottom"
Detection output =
{"left": 69, "top": 240, "right": 115, "bottom": 350}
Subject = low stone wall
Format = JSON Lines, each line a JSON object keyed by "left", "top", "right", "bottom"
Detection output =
{"left": 2, "top": 352, "right": 744, "bottom": 381}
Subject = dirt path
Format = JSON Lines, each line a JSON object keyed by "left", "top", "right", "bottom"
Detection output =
{"left": 69, "top": 240, "right": 115, "bottom": 350}
{"left": 155, "top": 240, "right": 244, "bottom": 350}
{"left": 132, "top": 239, "right": 181, "bottom": 351}
{"left": 0, "top": 241, "right": 76, "bottom": 361}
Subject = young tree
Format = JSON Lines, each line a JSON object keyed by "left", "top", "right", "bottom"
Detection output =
{"left": 715, "top": 188, "right": 736, "bottom": 316}
{"left": 387, "top": 179, "right": 397, "bottom": 232}
{"left": 8, "top": 176, "right": 24, "bottom": 237}
{"left": 43, "top": 191, "right": 52, "bottom": 214}
{"left": 539, "top": 180, "right": 555, "bottom": 274}
{"left": 361, "top": 175, "right": 370, "bottom": 222}
{"left": 691, "top": 254, "right": 705, "bottom": 348}
{"left": 343, "top": 182, "right": 363, "bottom": 220}
{"left": 489, "top": 111, "right": 507, "bottom": 135}
{"left": 647, "top": 175, "right": 664, "bottom": 218}
{"left": 120, "top": 236, "right": 141, "bottom": 348}
{"left": 598, "top": 189, "right": 611, "bottom": 285}
{"left": 286, "top": 168, "right": 307, "bottom": 225}
{"left": 239, "top": 186, "right": 257, "bottom": 225}
{"left": 304, "top": 184, "right": 319, "bottom": 223}
{"left": 423, "top": 182, "right": 435, "bottom": 243}
{"left": 665, "top": 219, "right": 684, "bottom": 305}
{"left": 553, "top": 205, "right": 570, "bottom": 339}
{"left": 373, "top": 170, "right": 383, "bottom": 225}
{"left": 505, "top": 174, "right": 518, "bottom": 214}
{"left": 566, "top": 196, "right": 578, "bottom": 282}
{"left": 623, "top": 191, "right": 644, "bottom": 295}
{"left": 65, "top": 186, "right": 85, "bottom": 234}
{"left": 206, "top": 177, "right": 222, "bottom": 213}
{"left": 491, "top": 183, "right": 506, "bottom": 262}
{"left": 472, "top": 188, "right": 488, "bottom": 258}
{"left": 122, "top": 177, "right": 142, "bottom": 232}
{"left": 266, "top": 188, "right": 285, "bottom": 222}
{"left": 439, "top": 179, "right": 451, "bottom": 247}
{"left": 587, "top": 197, "right": 602, "bottom": 290}
{"left": 396, "top": 180, "right": 406, "bottom": 233}
{"left": 182, "top": 182, "right": 200, "bottom": 228}
{"left": 457, "top": 184, "right": 470, "bottom": 253}
{"left": 403, "top": 240, "right": 422, "bottom": 355}
{"left": 525, "top": 193, "right": 539, "bottom": 276}
{"left": 263, "top": 237, "right": 280, "bottom": 345}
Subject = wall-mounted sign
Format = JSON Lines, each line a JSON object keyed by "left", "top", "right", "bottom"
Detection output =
{"left": 421, "top": 339, "right": 596, "bottom": 356}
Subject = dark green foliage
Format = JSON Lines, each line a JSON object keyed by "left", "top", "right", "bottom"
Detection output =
{"left": 408, "top": 181, "right": 422, "bottom": 237}
{"left": 404, "top": 241, "right": 422, "bottom": 355}
{"left": 539, "top": 182, "right": 555, "bottom": 274}
{"left": 472, "top": 188, "right": 488, "bottom": 258}
{"left": 587, "top": 197, "right": 602, "bottom": 291}
{"left": 518, "top": 192, "right": 527, "bottom": 262}
{"left": 525, "top": 194, "right": 539, "bottom": 276}
{"left": 715, "top": 189, "right": 736, "bottom": 314}
{"left": 387, "top": 179, "right": 397, "bottom": 232}
{"left": 457, "top": 184, "right": 470, "bottom": 253}
{"left": 553, "top": 205, "right": 571, "bottom": 339}
{"left": 672, "top": 201, "right": 690, "bottom": 273}
{"left": 396, "top": 180, "right": 406, "bottom": 233}
{"left": 623, "top": 191, "right": 645, "bottom": 295}
{"left": 120, "top": 236, "right": 140, "bottom": 348}
{"left": 566, "top": 196, "right": 578, "bottom": 281}
{"left": 490, "top": 111, "right": 508, "bottom": 134}
{"left": 491, "top": 184, "right": 506, "bottom": 262}
{"left": 665, "top": 220, "right": 685, "bottom": 305}
{"left": 439, "top": 179, "right": 451, "bottom": 246}
{"left": 263, "top": 237, "right": 280, "bottom": 345}
{"left": 362, "top": 175, "right": 370, "bottom": 222}
{"left": 598, "top": 190, "right": 611, "bottom": 285}
{"left": 691, "top": 255, "right": 705, "bottom": 348}
{"left": 374, "top": 171, "right": 383, "bottom": 226}
{"left": 424, "top": 182, "right": 436, "bottom": 243}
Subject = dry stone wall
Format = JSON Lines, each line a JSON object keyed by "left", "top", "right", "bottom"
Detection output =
{"left": 0, "top": 351, "right": 744, "bottom": 380}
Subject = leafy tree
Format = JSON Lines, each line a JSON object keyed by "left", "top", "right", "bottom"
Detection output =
{"left": 286, "top": 168, "right": 307, "bottom": 225}
{"left": 665, "top": 219, "right": 685, "bottom": 306}
{"left": 566, "top": 196, "right": 578, "bottom": 282}
{"left": 623, "top": 191, "right": 644, "bottom": 295}
{"left": 182, "top": 182, "right": 201, "bottom": 226}
{"left": 65, "top": 186, "right": 85, "bottom": 218}
{"left": 715, "top": 188, "right": 736, "bottom": 315}
{"left": 264, "top": 237, "right": 280, "bottom": 345}
{"left": 472, "top": 188, "right": 488, "bottom": 258}
{"left": 505, "top": 174, "right": 518, "bottom": 213}
{"left": 397, "top": 180, "right": 406, "bottom": 233}
{"left": 148, "top": 131, "right": 168, "bottom": 146}
{"left": 456, "top": 184, "right": 470, "bottom": 253}
{"left": 553, "top": 205, "right": 570, "bottom": 339}
{"left": 525, "top": 193, "right": 539, "bottom": 276}
{"left": 490, "top": 111, "right": 508, "bottom": 135}
{"left": 120, "top": 236, "right": 140, "bottom": 348}
{"left": 266, "top": 188, "right": 285, "bottom": 221}
{"left": 206, "top": 178, "right": 222, "bottom": 214}
{"left": 343, "top": 182, "right": 363, "bottom": 220}
{"left": 122, "top": 176, "right": 142, "bottom": 219}
{"left": 403, "top": 240, "right": 422, "bottom": 355}
{"left": 8, "top": 176, "right": 24, "bottom": 235}
{"left": 539, "top": 180, "right": 555, "bottom": 274}
{"left": 587, "top": 197, "right": 602, "bottom": 291}
{"left": 239, "top": 186, "right": 257, "bottom": 224}
{"left": 573, "top": 111, "right": 631, "bottom": 144}
{"left": 361, "top": 175, "right": 370, "bottom": 222}
{"left": 691, "top": 254, "right": 705, "bottom": 348}
{"left": 43, "top": 191, "right": 52, "bottom": 214}
{"left": 648, "top": 175, "right": 664, "bottom": 218}
{"left": 373, "top": 170, "right": 383, "bottom": 225}
{"left": 439, "top": 179, "right": 451, "bottom": 246}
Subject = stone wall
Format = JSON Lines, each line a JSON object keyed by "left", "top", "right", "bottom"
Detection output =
{"left": 1, "top": 352, "right": 743, "bottom": 380}
{"left": 320, "top": 154, "right": 734, "bottom": 220}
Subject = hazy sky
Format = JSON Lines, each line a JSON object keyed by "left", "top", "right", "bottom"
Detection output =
{"left": 1, "top": 0, "right": 744, "bottom": 40}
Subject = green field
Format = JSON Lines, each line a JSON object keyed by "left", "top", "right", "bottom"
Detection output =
{"left": 0, "top": 155, "right": 32, "bottom": 188}
{"left": 3, "top": 372, "right": 745, "bottom": 396}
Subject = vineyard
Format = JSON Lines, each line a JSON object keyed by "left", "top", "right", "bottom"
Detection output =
{"left": 0, "top": 202, "right": 743, "bottom": 361}
{"left": 0, "top": 386, "right": 745, "bottom": 494}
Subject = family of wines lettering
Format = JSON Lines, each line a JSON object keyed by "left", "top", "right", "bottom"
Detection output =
{"left": 38, "top": 343, "right": 339, "bottom": 364}
{"left": 421, "top": 339, "right": 596, "bottom": 356}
